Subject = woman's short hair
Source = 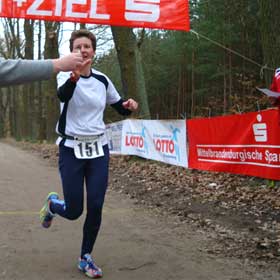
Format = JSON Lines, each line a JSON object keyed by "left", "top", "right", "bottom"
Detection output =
{"left": 69, "top": 29, "right": 96, "bottom": 51}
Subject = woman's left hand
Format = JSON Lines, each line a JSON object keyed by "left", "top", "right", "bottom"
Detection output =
{"left": 123, "top": 98, "right": 138, "bottom": 111}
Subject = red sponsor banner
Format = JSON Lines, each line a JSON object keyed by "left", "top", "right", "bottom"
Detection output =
{"left": 0, "top": 0, "right": 190, "bottom": 31}
{"left": 187, "top": 109, "right": 280, "bottom": 180}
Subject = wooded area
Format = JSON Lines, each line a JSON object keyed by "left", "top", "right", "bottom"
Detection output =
{"left": 0, "top": 0, "right": 278, "bottom": 141}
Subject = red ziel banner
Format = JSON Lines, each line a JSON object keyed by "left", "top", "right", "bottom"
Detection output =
{"left": 187, "top": 109, "right": 280, "bottom": 180}
{"left": 0, "top": 0, "right": 190, "bottom": 31}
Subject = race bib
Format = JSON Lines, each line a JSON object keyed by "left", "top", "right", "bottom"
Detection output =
{"left": 74, "top": 137, "right": 104, "bottom": 159}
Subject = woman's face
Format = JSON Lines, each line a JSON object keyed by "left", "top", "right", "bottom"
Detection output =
{"left": 72, "top": 36, "right": 95, "bottom": 61}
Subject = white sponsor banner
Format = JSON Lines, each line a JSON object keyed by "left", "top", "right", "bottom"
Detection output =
{"left": 106, "top": 121, "right": 124, "bottom": 154}
{"left": 121, "top": 119, "right": 188, "bottom": 167}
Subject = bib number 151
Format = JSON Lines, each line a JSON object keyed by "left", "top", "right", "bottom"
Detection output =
{"left": 74, "top": 140, "right": 104, "bottom": 159}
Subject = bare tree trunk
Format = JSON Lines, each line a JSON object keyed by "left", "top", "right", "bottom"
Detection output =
{"left": 22, "top": 19, "right": 35, "bottom": 140}
{"left": 11, "top": 88, "right": 24, "bottom": 141}
{"left": 228, "top": 51, "right": 232, "bottom": 110}
{"left": 37, "top": 21, "right": 46, "bottom": 142}
{"left": 223, "top": 74, "right": 227, "bottom": 114}
{"left": 44, "top": 21, "right": 60, "bottom": 142}
{"left": 3, "top": 18, "right": 24, "bottom": 140}
{"left": 223, "top": 50, "right": 227, "bottom": 114}
{"left": 191, "top": 51, "right": 195, "bottom": 117}
{"left": 0, "top": 88, "right": 8, "bottom": 137}
{"left": 176, "top": 67, "right": 181, "bottom": 118}
{"left": 111, "top": 27, "right": 150, "bottom": 118}
{"left": 6, "top": 18, "right": 23, "bottom": 58}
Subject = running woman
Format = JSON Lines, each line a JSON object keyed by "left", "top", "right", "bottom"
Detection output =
{"left": 40, "top": 29, "right": 138, "bottom": 278}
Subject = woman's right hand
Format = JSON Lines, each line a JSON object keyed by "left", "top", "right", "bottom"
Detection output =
{"left": 70, "top": 58, "right": 92, "bottom": 82}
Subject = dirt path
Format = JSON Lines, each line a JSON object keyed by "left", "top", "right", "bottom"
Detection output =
{"left": 0, "top": 142, "right": 279, "bottom": 280}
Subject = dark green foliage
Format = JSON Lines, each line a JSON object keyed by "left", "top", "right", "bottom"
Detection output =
{"left": 98, "top": 0, "right": 271, "bottom": 120}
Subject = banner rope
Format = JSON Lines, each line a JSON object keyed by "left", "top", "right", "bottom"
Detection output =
{"left": 190, "top": 29, "right": 275, "bottom": 77}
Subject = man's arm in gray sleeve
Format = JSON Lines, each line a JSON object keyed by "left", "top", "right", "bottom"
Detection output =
{"left": 0, "top": 59, "right": 54, "bottom": 87}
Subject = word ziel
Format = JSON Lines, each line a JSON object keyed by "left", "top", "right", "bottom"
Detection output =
{"left": 22, "top": 0, "right": 160, "bottom": 22}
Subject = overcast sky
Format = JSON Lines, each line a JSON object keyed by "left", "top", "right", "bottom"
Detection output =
{"left": 0, "top": 20, "right": 114, "bottom": 59}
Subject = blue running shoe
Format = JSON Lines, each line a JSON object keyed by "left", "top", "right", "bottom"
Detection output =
{"left": 78, "top": 254, "right": 103, "bottom": 278}
{"left": 40, "top": 192, "right": 59, "bottom": 228}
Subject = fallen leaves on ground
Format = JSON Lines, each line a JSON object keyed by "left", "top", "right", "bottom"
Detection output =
{"left": 109, "top": 156, "right": 280, "bottom": 263}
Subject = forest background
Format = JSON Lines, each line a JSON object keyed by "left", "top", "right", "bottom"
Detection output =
{"left": 0, "top": 0, "right": 279, "bottom": 142}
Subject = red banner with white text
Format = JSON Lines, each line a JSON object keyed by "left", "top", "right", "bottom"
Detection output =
{"left": 0, "top": 0, "right": 190, "bottom": 31}
{"left": 187, "top": 109, "right": 280, "bottom": 180}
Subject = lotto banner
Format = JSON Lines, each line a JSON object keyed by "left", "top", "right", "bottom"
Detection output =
{"left": 121, "top": 119, "right": 188, "bottom": 167}
{"left": 187, "top": 108, "right": 280, "bottom": 180}
{"left": 0, "top": 0, "right": 190, "bottom": 31}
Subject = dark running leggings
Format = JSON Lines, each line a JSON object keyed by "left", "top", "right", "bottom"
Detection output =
{"left": 51, "top": 144, "right": 109, "bottom": 257}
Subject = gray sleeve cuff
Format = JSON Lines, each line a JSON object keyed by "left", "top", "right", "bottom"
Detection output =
{"left": 0, "top": 59, "right": 54, "bottom": 87}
